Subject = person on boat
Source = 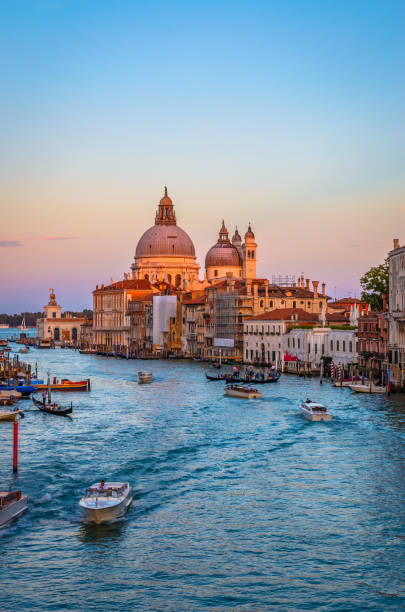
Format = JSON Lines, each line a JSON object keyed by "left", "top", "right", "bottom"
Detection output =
{"left": 100, "top": 480, "right": 105, "bottom": 489}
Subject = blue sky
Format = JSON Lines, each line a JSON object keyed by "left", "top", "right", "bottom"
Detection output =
{"left": 1, "top": 0, "right": 404, "bottom": 312}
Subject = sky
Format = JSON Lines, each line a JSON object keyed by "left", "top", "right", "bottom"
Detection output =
{"left": 1, "top": 0, "right": 404, "bottom": 313}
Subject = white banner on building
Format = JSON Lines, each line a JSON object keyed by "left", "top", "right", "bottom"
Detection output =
{"left": 153, "top": 295, "right": 177, "bottom": 347}
{"left": 214, "top": 338, "right": 234, "bottom": 348}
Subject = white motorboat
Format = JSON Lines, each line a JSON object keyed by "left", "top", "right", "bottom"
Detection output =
{"left": 349, "top": 383, "right": 387, "bottom": 394}
{"left": 225, "top": 384, "right": 261, "bottom": 399}
{"left": 138, "top": 371, "right": 153, "bottom": 384}
{"left": 0, "top": 490, "right": 28, "bottom": 527}
{"left": 79, "top": 482, "right": 132, "bottom": 523}
{"left": 300, "top": 399, "right": 332, "bottom": 422}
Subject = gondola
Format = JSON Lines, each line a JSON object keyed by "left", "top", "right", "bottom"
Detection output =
{"left": 205, "top": 373, "right": 227, "bottom": 381}
{"left": 207, "top": 373, "right": 281, "bottom": 384}
{"left": 32, "top": 395, "right": 73, "bottom": 416}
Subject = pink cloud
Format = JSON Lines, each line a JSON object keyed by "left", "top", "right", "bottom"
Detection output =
{"left": 39, "top": 236, "right": 77, "bottom": 241}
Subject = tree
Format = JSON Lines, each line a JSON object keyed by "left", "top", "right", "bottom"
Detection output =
{"left": 360, "top": 261, "right": 389, "bottom": 311}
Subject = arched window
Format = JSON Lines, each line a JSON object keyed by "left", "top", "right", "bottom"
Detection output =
{"left": 270, "top": 300, "right": 273, "bottom": 308}
{"left": 293, "top": 301, "right": 296, "bottom": 308}
{"left": 260, "top": 299, "right": 263, "bottom": 307}
{"left": 72, "top": 328, "right": 77, "bottom": 341}
{"left": 144, "top": 274, "right": 149, "bottom": 280}
{"left": 175, "top": 274, "right": 181, "bottom": 287}
{"left": 167, "top": 274, "right": 172, "bottom": 285}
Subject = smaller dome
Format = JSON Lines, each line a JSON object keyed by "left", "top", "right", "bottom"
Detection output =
{"left": 205, "top": 221, "right": 242, "bottom": 268}
{"left": 245, "top": 223, "right": 255, "bottom": 240}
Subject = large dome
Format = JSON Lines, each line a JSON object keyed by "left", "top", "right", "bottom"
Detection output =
{"left": 136, "top": 224, "right": 196, "bottom": 258}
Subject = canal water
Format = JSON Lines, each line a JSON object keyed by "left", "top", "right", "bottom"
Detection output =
{"left": 0, "top": 342, "right": 404, "bottom": 611}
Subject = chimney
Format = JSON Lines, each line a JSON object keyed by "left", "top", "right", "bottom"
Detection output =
{"left": 382, "top": 293, "right": 387, "bottom": 311}
{"left": 394, "top": 238, "right": 400, "bottom": 249}
{"left": 305, "top": 278, "right": 310, "bottom": 290}
{"left": 312, "top": 281, "right": 319, "bottom": 299}
{"left": 321, "top": 282, "right": 325, "bottom": 297}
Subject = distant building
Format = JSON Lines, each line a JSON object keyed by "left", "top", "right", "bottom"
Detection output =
{"left": 357, "top": 310, "right": 388, "bottom": 378}
{"left": 36, "top": 290, "right": 86, "bottom": 343}
{"left": 387, "top": 238, "right": 405, "bottom": 387}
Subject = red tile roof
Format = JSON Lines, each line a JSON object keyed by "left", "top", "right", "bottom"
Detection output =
{"left": 94, "top": 279, "right": 153, "bottom": 292}
{"left": 182, "top": 296, "right": 205, "bottom": 305}
{"left": 246, "top": 308, "right": 318, "bottom": 322}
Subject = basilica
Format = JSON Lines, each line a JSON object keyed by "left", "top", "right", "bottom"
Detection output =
{"left": 130, "top": 187, "right": 257, "bottom": 288}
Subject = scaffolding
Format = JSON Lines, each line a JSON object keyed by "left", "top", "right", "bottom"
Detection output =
{"left": 213, "top": 291, "right": 238, "bottom": 349}
{"left": 272, "top": 274, "right": 296, "bottom": 286}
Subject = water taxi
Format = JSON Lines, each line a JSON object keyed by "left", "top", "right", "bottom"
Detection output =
{"left": 225, "top": 384, "right": 262, "bottom": 399}
{"left": 79, "top": 482, "right": 133, "bottom": 523}
{"left": 0, "top": 408, "right": 24, "bottom": 421}
{"left": 349, "top": 383, "right": 387, "bottom": 394}
{"left": 138, "top": 371, "right": 153, "bottom": 384}
{"left": 300, "top": 399, "right": 332, "bottom": 422}
{"left": 0, "top": 491, "right": 28, "bottom": 527}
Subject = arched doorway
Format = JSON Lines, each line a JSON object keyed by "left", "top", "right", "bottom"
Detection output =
{"left": 175, "top": 274, "right": 181, "bottom": 287}
{"left": 54, "top": 328, "right": 60, "bottom": 341}
{"left": 72, "top": 328, "right": 77, "bottom": 342}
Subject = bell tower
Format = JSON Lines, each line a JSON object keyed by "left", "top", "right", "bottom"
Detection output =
{"left": 44, "top": 289, "right": 62, "bottom": 319}
{"left": 242, "top": 224, "right": 257, "bottom": 280}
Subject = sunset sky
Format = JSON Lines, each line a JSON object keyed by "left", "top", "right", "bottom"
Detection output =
{"left": 1, "top": 0, "right": 404, "bottom": 313}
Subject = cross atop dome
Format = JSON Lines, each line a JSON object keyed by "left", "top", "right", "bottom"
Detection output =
{"left": 155, "top": 186, "right": 176, "bottom": 225}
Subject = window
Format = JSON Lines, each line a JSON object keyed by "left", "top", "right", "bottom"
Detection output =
{"left": 330, "top": 340, "right": 333, "bottom": 351}
{"left": 343, "top": 341, "right": 346, "bottom": 352}
{"left": 288, "top": 338, "right": 290, "bottom": 348}
{"left": 293, "top": 338, "right": 295, "bottom": 348}
{"left": 214, "top": 270, "right": 218, "bottom": 277}
{"left": 315, "top": 343, "right": 317, "bottom": 354}
{"left": 270, "top": 301, "right": 273, "bottom": 308}
{"left": 246, "top": 349, "right": 249, "bottom": 359}
{"left": 349, "top": 341, "right": 353, "bottom": 352}
{"left": 308, "top": 302, "right": 311, "bottom": 307}
{"left": 322, "top": 343, "right": 324, "bottom": 355}
{"left": 293, "top": 301, "right": 296, "bottom": 309}
{"left": 337, "top": 340, "right": 340, "bottom": 351}
{"left": 260, "top": 299, "right": 263, "bottom": 307}
{"left": 52, "top": 312, "right": 56, "bottom": 318}
{"left": 298, "top": 338, "right": 300, "bottom": 349}
{"left": 175, "top": 274, "right": 181, "bottom": 287}
{"left": 272, "top": 351, "right": 276, "bottom": 361}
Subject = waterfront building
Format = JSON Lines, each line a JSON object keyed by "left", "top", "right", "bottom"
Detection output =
{"left": 387, "top": 238, "right": 405, "bottom": 387}
{"left": 127, "top": 295, "right": 153, "bottom": 356}
{"left": 243, "top": 308, "right": 318, "bottom": 365}
{"left": 92, "top": 279, "right": 158, "bottom": 350}
{"left": 181, "top": 296, "right": 205, "bottom": 357}
{"left": 285, "top": 326, "right": 358, "bottom": 368}
{"left": 36, "top": 290, "right": 86, "bottom": 343}
{"left": 357, "top": 308, "right": 388, "bottom": 379}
